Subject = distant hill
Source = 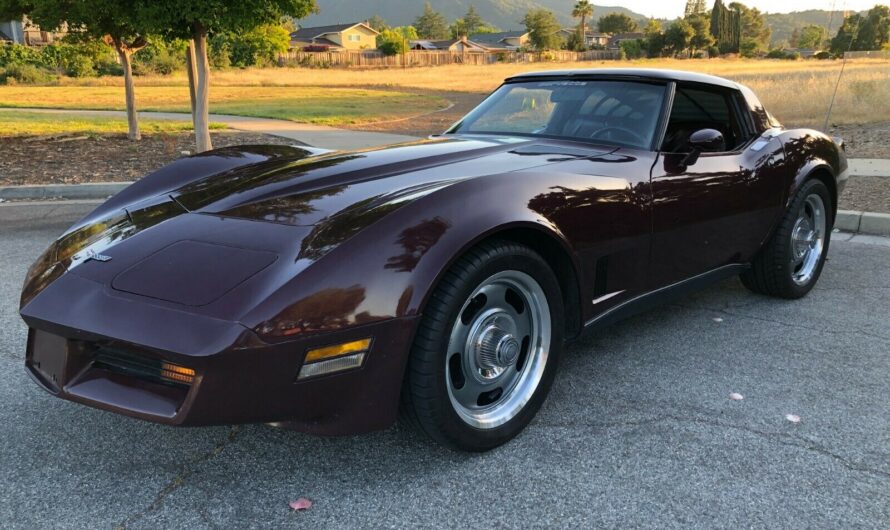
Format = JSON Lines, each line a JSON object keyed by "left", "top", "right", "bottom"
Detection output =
{"left": 302, "top": 1, "right": 647, "bottom": 31}
{"left": 765, "top": 10, "right": 863, "bottom": 45}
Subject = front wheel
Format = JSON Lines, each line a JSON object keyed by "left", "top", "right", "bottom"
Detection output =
{"left": 742, "top": 179, "right": 833, "bottom": 299}
{"left": 402, "top": 240, "right": 563, "bottom": 452}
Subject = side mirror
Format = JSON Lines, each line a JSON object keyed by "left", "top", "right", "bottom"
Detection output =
{"left": 681, "top": 129, "right": 725, "bottom": 169}
{"left": 689, "top": 128, "right": 725, "bottom": 152}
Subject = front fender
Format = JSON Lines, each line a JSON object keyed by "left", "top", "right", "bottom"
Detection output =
{"left": 242, "top": 171, "right": 581, "bottom": 341}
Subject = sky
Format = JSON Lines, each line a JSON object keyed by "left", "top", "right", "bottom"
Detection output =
{"left": 617, "top": 0, "right": 878, "bottom": 19}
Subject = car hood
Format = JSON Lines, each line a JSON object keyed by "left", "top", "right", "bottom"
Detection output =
{"left": 171, "top": 135, "right": 611, "bottom": 226}
{"left": 21, "top": 135, "right": 616, "bottom": 312}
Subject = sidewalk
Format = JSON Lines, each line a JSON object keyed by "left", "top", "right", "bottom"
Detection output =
{"left": 0, "top": 108, "right": 417, "bottom": 151}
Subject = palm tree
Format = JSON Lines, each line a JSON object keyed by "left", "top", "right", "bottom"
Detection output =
{"left": 572, "top": 0, "right": 594, "bottom": 48}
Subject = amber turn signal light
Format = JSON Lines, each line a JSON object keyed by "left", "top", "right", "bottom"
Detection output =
{"left": 160, "top": 362, "right": 196, "bottom": 385}
{"left": 304, "top": 338, "right": 372, "bottom": 363}
{"left": 299, "top": 338, "right": 371, "bottom": 380}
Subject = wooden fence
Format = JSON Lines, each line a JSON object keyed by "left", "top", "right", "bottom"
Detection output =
{"left": 844, "top": 50, "right": 890, "bottom": 59}
{"left": 278, "top": 49, "right": 620, "bottom": 68}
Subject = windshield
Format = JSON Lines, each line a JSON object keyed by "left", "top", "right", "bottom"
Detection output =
{"left": 449, "top": 80, "right": 666, "bottom": 150}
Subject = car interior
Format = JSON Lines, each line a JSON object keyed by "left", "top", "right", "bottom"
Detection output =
{"left": 660, "top": 85, "right": 749, "bottom": 154}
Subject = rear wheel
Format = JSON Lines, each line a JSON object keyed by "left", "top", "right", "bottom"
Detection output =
{"left": 742, "top": 179, "right": 833, "bottom": 299}
{"left": 402, "top": 240, "right": 563, "bottom": 452}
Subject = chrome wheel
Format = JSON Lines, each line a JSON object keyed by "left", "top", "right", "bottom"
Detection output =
{"left": 445, "top": 270, "right": 551, "bottom": 430}
{"left": 790, "top": 194, "right": 827, "bottom": 286}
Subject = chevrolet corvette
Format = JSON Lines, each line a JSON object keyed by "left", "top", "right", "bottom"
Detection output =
{"left": 20, "top": 69, "right": 848, "bottom": 451}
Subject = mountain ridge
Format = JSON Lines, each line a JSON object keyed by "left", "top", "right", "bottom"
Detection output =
{"left": 303, "top": 2, "right": 852, "bottom": 46}
{"left": 302, "top": 1, "right": 646, "bottom": 30}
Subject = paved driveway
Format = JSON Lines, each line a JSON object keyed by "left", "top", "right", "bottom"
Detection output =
{"left": 1, "top": 219, "right": 888, "bottom": 529}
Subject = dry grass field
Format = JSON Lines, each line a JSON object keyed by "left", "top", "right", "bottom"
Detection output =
{"left": 0, "top": 86, "right": 445, "bottom": 126}
{"left": 0, "top": 58, "right": 887, "bottom": 129}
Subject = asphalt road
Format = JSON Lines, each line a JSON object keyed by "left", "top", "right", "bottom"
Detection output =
{"left": 1, "top": 219, "right": 888, "bottom": 529}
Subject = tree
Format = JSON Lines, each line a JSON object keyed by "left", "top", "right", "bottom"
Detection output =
{"left": 597, "top": 13, "right": 638, "bottom": 34}
{"left": 522, "top": 8, "right": 562, "bottom": 50}
{"left": 796, "top": 24, "right": 828, "bottom": 50}
{"left": 688, "top": 14, "right": 715, "bottom": 54}
{"left": 665, "top": 18, "right": 694, "bottom": 56}
{"left": 684, "top": 0, "right": 708, "bottom": 18}
{"left": 450, "top": 6, "right": 496, "bottom": 39}
{"left": 643, "top": 19, "right": 665, "bottom": 57}
{"left": 0, "top": 0, "right": 148, "bottom": 140}
{"left": 377, "top": 26, "right": 417, "bottom": 56}
{"left": 366, "top": 15, "right": 389, "bottom": 32}
{"left": 463, "top": 6, "right": 484, "bottom": 35}
{"left": 710, "top": 0, "right": 741, "bottom": 53}
{"left": 854, "top": 5, "right": 890, "bottom": 51}
{"left": 729, "top": 2, "right": 771, "bottom": 57}
{"left": 831, "top": 13, "right": 862, "bottom": 54}
{"left": 572, "top": 0, "right": 594, "bottom": 49}
{"left": 136, "top": 0, "right": 316, "bottom": 152}
{"left": 413, "top": 2, "right": 449, "bottom": 40}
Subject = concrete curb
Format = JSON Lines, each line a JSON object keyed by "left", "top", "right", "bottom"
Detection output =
{"left": 0, "top": 199, "right": 102, "bottom": 226}
{"left": 0, "top": 182, "right": 132, "bottom": 201}
{"left": 835, "top": 210, "right": 890, "bottom": 236}
{"left": 848, "top": 159, "right": 890, "bottom": 178}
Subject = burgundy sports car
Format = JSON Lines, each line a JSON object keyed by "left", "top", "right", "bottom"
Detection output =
{"left": 21, "top": 69, "right": 847, "bottom": 451}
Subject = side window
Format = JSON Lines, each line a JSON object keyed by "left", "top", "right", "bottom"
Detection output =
{"left": 661, "top": 85, "right": 748, "bottom": 153}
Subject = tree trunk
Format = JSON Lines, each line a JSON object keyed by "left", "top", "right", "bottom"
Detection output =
{"left": 116, "top": 46, "right": 140, "bottom": 141}
{"left": 192, "top": 27, "right": 213, "bottom": 153}
{"left": 185, "top": 40, "right": 198, "bottom": 125}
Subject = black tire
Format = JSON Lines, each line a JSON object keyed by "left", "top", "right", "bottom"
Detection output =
{"left": 742, "top": 179, "right": 833, "bottom": 299}
{"left": 401, "top": 240, "right": 564, "bottom": 452}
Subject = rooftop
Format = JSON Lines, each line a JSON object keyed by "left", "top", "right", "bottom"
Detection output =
{"left": 291, "top": 22, "right": 377, "bottom": 40}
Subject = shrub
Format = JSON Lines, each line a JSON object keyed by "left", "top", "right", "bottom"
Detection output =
{"left": 135, "top": 40, "right": 186, "bottom": 75}
{"left": 0, "top": 63, "right": 56, "bottom": 84}
{"left": 211, "top": 24, "right": 290, "bottom": 67}
{"left": 209, "top": 43, "right": 231, "bottom": 69}
{"left": 619, "top": 39, "right": 645, "bottom": 60}
{"left": 63, "top": 53, "right": 96, "bottom": 77}
{"left": 0, "top": 43, "right": 43, "bottom": 68}
{"left": 766, "top": 49, "right": 801, "bottom": 60}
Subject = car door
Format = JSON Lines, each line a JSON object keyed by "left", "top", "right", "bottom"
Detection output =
{"left": 649, "top": 83, "right": 786, "bottom": 289}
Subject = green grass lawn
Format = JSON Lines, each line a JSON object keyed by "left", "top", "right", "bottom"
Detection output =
{"left": 0, "top": 86, "right": 448, "bottom": 126}
{"left": 0, "top": 111, "right": 226, "bottom": 136}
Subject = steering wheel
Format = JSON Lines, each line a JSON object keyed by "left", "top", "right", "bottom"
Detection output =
{"left": 590, "top": 126, "right": 647, "bottom": 147}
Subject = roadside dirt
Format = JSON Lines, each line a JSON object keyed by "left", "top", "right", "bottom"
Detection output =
{"left": 0, "top": 132, "right": 296, "bottom": 186}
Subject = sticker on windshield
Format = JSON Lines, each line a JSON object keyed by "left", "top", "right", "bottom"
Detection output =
{"left": 539, "top": 81, "right": 587, "bottom": 87}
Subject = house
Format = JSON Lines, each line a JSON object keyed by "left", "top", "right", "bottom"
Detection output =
{"left": 557, "top": 29, "right": 611, "bottom": 48}
{"left": 607, "top": 32, "right": 645, "bottom": 50}
{"left": 410, "top": 37, "right": 487, "bottom": 52}
{"left": 0, "top": 18, "right": 65, "bottom": 45}
{"left": 290, "top": 22, "right": 379, "bottom": 51}
{"left": 586, "top": 32, "right": 611, "bottom": 47}
{"left": 468, "top": 30, "right": 530, "bottom": 51}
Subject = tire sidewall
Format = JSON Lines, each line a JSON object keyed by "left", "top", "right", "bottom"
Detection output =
{"left": 432, "top": 246, "right": 564, "bottom": 450}
{"left": 782, "top": 180, "right": 833, "bottom": 297}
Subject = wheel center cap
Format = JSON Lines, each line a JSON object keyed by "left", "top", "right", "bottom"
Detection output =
{"left": 475, "top": 323, "right": 519, "bottom": 375}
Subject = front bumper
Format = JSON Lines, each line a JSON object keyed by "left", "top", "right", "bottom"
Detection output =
{"left": 22, "top": 274, "right": 419, "bottom": 435}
